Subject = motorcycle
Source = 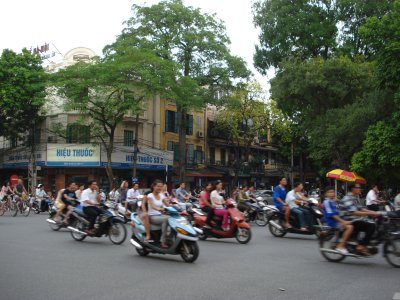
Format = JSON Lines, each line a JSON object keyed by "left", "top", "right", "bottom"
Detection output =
{"left": 67, "top": 202, "right": 127, "bottom": 244}
{"left": 243, "top": 196, "right": 268, "bottom": 227}
{"left": 129, "top": 206, "right": 201, "bottom": 263}
{"left": 191, "top": 198, "right": 252, "bottom": 244}
{"left": 266, "top": 198, "right": 325, "bottom": 237}
{"left": 46, "top": 204, "right": 77, "bottom": 231}
{"left": 32, "top": 196, "right": 52, "bottom": 214}
{"left": 319, "top": 212, "right": 400, "bottom": 267}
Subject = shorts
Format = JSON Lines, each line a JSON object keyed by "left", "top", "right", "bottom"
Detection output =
{"left": 55, "top": 201, "right": 65, "bottom": 210}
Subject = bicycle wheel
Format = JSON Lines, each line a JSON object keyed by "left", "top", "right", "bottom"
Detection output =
{"left": 22, "top": 201, "right": 31, "bottom": 217}
{"left": 12, "top": 202, "right": 18, "bottom": 217}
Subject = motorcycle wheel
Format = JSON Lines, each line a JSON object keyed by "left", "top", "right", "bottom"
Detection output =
{"left": 180, "top": 241, "right": 199, "bottom": 263}
{"left": 268, "top": 215, "right": 286, "bottom": 237}
{"left": 319, "top": 233, "right": 346, "bottom": 263}
{"left": 108, "top": 223, "right": 127, "bottom": 245}
{"left": 33, "top": 204, "right": 41, "bottom": 214}
{"left": 136, "top": 247, "right": 149, "bottom": 256}
{"left": 255, "top": 212, "right": 267, "bottom": 227}
{"left": 48, "top": 211, "right": 61, "bottom": 231}
{"left": 198, "top": 232, "right": 208, "bottom": 240}
{"left": 70, "top": 220, "right": 87, "bottom": 242}
{"left": 384, "top": 238, "right": 400, "bottom": 268}
{"left": 235, "top": 228, "right": 252, "bottom": 244}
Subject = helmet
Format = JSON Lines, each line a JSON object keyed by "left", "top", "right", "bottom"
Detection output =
{"left": 37, "top": 184, "right": 43, "bottom": 188}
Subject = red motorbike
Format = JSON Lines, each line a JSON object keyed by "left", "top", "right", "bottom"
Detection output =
{"left": 190, "top": 199, "right": 252, "bottom": 244}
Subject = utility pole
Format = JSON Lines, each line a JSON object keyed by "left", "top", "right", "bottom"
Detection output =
{"left": 290, "top": 141, "right": 294, "bottom": 188}
{"left": 132, "top": 113, "right": 140, "bottom": 178}
{"left": 28, "top": 119, "right": 37, "bottom": 194}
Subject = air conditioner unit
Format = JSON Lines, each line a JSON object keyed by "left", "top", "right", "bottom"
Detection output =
{"left": 197, "top": 131, "right": 204, "bottom": 138}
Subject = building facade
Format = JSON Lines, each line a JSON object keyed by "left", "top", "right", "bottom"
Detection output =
{"left": 0, "top": 47, "right": 173, "bottom": 193}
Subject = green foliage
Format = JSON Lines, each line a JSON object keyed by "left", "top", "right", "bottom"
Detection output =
{"left": 108, "top": 0, "right": 249, "bottom": 181}
{"left": 0, "top": 48, "right": 46, "bottom": 138}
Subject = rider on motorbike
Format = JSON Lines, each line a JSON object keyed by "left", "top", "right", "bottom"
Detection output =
{"left": 339, "top": 183, "right": 381, "bottom": 255}
{"left": 210, "top": 180, "right": 229, "bottom": 231}
{"left": 200, "top": 182, "right": 214, "bottom": 229}
{"left": 323, "top": 186, "right": 353, "bottom": 255}
{"left": 285, "top": 182, "right": 313, "bottom": 231}
{"left": 147, "top": 180, "right": 170, "bottom": 248}
{"left": 273, "top": 178, "right": 291, "bottom": 228}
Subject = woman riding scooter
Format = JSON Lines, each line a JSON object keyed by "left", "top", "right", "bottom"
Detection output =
{"left": 147, "top": 180, "right": 170, "bottom": 248}
{"left": 211, "top": 180, "right": 229, "bottom": 231}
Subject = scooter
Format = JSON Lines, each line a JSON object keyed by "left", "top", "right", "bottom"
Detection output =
{"left": 266, "top": 198, "right": 325, "bottom": 238}
{"left": 191, "top": 199, "right": 252, "bottom": 244}
{"left": 129, "top": 207, "right": 201, "bottom": 263}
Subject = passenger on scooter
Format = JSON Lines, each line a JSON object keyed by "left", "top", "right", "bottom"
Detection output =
{"left": 237, "top": 185, "right": 251, "bottom": 212}
{"left": 273, "top": 178, "right": 291, "bottom": 228}
{"left": 138, "top": 189, "right": 153, "bottom": 242}
{"left": 61, "top": 182, "right": 79, "bottom": 225}
{"left": 147, "top": 179, "right": 170, "bottom": 248}
{"left": 339, "top": 183, "right": 381, "bottom": 256}
{"left": 200, "top": 182, "right": 214, "bottom": 229}
{"left": 285, "top": 182, "right": 313, "bottom": 231}
{"left": 323, "top": 186, "right": 353, "bottom": 255}
{"left": 176, "top": 182, "right": 192, "bottom": 210}
{"left": 125, "top": 182, "right": 141, "bottom": 215}
{"left": 210, "top": 180, "right": 229, "bottom": 231}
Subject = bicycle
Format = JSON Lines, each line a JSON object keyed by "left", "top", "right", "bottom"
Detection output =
{"left": 13, "top": 196, "right": 31, "bottom": 217}
{"left": 0, "top": 195, "right": 17, "bottom": 216}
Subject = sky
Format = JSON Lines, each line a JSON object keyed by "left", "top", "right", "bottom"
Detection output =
{"left": 0, "top": 0, "right": 273, "bottom": 91}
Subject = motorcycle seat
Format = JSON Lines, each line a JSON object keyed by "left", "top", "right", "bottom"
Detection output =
{"left": 73, "top": 208, "right": 88, "bottom": 218}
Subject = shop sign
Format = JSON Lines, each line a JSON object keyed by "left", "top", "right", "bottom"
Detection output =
{"left": 47, "top": 144, "right": 100, "bottom": 166}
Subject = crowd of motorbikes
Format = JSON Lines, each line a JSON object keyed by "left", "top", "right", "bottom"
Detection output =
{"left": 25, "top": 188, "right": 398, "bottom": 267}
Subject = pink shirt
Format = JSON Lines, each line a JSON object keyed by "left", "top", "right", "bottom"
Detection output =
{"left": 200, "top": 191, "right": 211, "bottom": 208}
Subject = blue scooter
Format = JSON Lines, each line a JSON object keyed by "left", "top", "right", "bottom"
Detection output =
{"left": 129, "top": 207, "right": 202, "bottom": 263}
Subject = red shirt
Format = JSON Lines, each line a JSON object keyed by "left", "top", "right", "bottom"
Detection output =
{"left": 200, "top": 191, "right": 211, "bottom": 208}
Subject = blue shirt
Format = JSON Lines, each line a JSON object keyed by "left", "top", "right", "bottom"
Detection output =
{"left": 323, "top": 198, "right": 339, "bottom": 228}
{"left": 273, "top": 185, "right": 287, "bottom": 209}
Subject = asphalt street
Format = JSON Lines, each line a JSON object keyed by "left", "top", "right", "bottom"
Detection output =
{"left": 0, "top": 213, "right": 399, "bottom": 300}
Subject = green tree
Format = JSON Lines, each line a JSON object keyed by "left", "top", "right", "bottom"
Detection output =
{"left": 52, "top": 49, "right": 173, "bottom": 188}
{"left": 108, "top": 0, "right": 249, "bottom": 182}
{"left": 0, "top": 48, "right": 46, "bottom": 139}
{"left": 213, "top": 82, "right": 270, "bottom": 184}
{"left": 253, "top": 0, "right": 337, "bottom": 71}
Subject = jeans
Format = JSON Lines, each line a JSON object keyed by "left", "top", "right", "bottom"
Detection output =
{"left": 149, "top": 215, "right": 169, "bottom": 242}
{"left": 83, "top": 206, "right": 101, "bottom": 229}
{"left": 201, "top": 206, "right": 214, "bottom": 225}
{"left": 352, "top": 220, "right": 375, "bottom": 245}
{"left": 291, "top": 207, "right": 312, "bottom": 228}
{"left": 213, "top": 208, "right": 229, "bottom": 229}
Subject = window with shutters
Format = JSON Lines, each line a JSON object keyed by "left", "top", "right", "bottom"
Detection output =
{"left": 187, "top": 144, "right": 194, "bottom": 165}
{"left": 165, "top": 110, "right": 178, "bottom": 133}
{"left": 195, "top": 146, "right": 203, "bottom": 164}
{"left": 167, "top": 141, "right": 175, "bottom": 151}
{"left": 209, "top": 147, "right": 215, "bottom": 165}
{"left": 220, "top": 148, "right": 226, "bottom": 166}
{"left": 186, "top": 114, "right": 193, "bottom": 135}
{"left": 66, "top": 124, "right": 90, "bottom": 143}
{"left": 173, "top": 142, "right": 180, "bottom": 161}
{"left": 123, "top": 130, "right": 134, "bottom": 147}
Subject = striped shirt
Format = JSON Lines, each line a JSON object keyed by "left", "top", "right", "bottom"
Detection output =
{"left": 339, "top": 193, "right": 359, "bottom": 221}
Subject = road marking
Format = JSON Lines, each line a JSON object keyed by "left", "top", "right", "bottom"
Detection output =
{"left": 393, "top": 292, "right": 400, "bottom": 300}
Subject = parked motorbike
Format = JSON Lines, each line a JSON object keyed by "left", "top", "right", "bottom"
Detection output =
{"left": 67, "top": 203, "right": 127, "bottom": 244}
{"left": 191, "top": 199, "right": 252, "bottom": 244}
{"left": 319, "top": 212, "right": 400, "bottom": 267}
{"left": 129, "top": 207, "right": 201, "bottom": 263}
{"left": 266, "top": 198, "right": 325, "bottom": 237}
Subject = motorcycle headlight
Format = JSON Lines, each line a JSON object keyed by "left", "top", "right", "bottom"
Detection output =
{"left": 176, "top": 227, "right": 188, "bottom": 235}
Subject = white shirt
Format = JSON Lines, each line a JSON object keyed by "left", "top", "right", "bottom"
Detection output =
{"left": 81, "top": 188, "right": 98, "bottom": 207}
{"left": 75, "top": 189, "right": 83, "bottom": 201}
{"left": 366, "top": 190, "right": 378, "bottom": 206}
{"left": 394, "top": 194, "right": 400, "bottom": 211}
{"left": 35, "top": 188, "right": 47, "bottom": 199}
{"left": 285, "top": 190, "right": 302, "bottom": 209}
{"left": 147, "top": 193, "right": 166, "bottom": 216}
{"left": 211, "top": 190, "right": 224, "bottom": 209}
{"left": 127, "top": 188, "right": 141, "bottom": 201}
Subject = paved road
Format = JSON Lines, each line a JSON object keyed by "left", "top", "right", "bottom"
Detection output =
{"left": 0, "top": 213, "right": 399, "bottom": 300}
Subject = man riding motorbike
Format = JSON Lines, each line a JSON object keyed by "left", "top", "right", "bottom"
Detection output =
{"left": 285, "top": 182, "right": 313, "bottom": 231}
{"left": 273, "top": 178, "right": 291, "bottom": 228}
{"left": 339, "top": 183, "right": 381, "bottom": 256}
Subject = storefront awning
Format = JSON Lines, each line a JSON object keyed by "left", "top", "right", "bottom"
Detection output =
{"left": 186, "top": 170, "right": 223, "bottom": 177}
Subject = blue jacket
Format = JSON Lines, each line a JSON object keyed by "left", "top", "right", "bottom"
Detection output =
{"left": 323, "top": 199, "right": 339, "bottom": 227}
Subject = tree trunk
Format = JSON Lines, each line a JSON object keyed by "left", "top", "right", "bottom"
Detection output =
{"left": 299, "top": 152, "right": 304, "bottom": 183}
{"left": 132, "top": 113, "right": 140, "bottom": 177}
{"left": 105, "top": 128, "right": 116, "bottom": 189}
{"left": 177, "top": 105, "right": 187, "bottom": 183}
{"left": 233, "top": 145, "right": 240, "bottom": 186}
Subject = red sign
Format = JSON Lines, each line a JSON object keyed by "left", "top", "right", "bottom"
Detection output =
{"left": 10, "top": 175, "right": 19, "bottom": 185}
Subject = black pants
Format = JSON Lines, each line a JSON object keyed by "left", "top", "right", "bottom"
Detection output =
{"left": 83, "top": 206, "right": 101, "bottom": 229}
{"left": 367, "top": 204, "right": 379, "bottom": 211}
{"left": 352, "top": 220, "right": 375, "bottom": 245}
{"left": 202, "top": 206, "right": 214, "bottom": 225}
